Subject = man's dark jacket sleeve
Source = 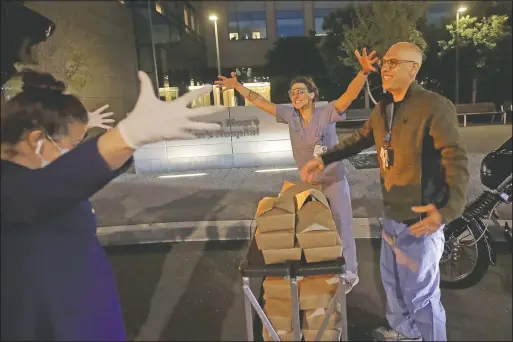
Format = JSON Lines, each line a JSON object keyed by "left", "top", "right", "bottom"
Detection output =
{"left": 321, "top": 106, "right": 377, "bottom": 166}
{"left": 429, "top": 97, "right": 469, "bottom": 222}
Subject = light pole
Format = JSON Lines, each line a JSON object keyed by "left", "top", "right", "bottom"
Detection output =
{"left": 209, "top": 14, "right": 221, "bottom": 76}
{"left": 455, "top": 6, "right": 467, "bottom": 104}
{"left": 209, "top": 14, "right": 223, "bottom": 105}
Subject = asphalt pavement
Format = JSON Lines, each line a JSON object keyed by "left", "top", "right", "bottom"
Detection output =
{"left": 106, "top": 240, "right": 512, "bottom": 341}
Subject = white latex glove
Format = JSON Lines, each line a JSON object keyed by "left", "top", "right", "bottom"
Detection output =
{"left": 87, "top": 104, "right": 115, "bottom": 130}
{"left": 117, "top": 71, "right": 222, "bottom": 149}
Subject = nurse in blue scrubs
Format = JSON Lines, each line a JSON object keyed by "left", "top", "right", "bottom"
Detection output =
{"left": 216, "top": 48, "right": 378, "bottom": 293}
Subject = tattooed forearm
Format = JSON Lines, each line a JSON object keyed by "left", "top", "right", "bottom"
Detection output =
{"left": 246, "top": 90, "right": 262, "bottom": 101}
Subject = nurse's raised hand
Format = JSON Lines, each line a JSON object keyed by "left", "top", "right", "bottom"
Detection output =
{"left": 117, "top": 71, "right": 222, "bottom": 149}
{"left": 215, "top": 72, "right": 238, "bottom": 92}
{"left": 87, "top": 104, "right": 115, "bottom": 130}
{"left": 355, "top": 48, "right": 378, "bottom": 74}
{"left": 300, "top": 157, "right": 325, "bottom": 183}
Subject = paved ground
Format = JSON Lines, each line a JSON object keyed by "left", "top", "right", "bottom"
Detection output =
{"left": 92, "top": 125, "right": 512, "bottom": 228}
{"left": 106, "top": 240, "right": 512, "bottom": 341}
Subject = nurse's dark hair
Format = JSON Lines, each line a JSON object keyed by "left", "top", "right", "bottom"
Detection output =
{"left": 290, "top": 76, "right": 319, "bottom": 102}
{"left": 1, "top": 69, "right": 88, "bottom": 145}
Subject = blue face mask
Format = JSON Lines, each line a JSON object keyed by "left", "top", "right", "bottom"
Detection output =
{"left": 36, "top": 138, "right": 69, "bottom": 168}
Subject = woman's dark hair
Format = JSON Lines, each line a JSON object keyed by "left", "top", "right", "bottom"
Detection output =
{"left": 1, "top": 69, "right": 88, "bottom": 145}
{"left": 290, "top": 76, "right": 319, "bottom": 102}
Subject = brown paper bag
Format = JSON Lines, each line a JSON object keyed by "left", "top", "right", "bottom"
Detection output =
{"left": 262, "top": 242, "right": 302, "bottom": 265}
{"left": 279, "top": 181, "right": 323, "bottom": 199}
{"left": 303, "top": 306, "right": 342, "bottom": 329}
{"left": 263, "top": 276, "right": 292, "bottom": 300}
{"left": 303, "top": 329, "right": 341, "bottom": 341}
{"left": 263, "top": 298, "right": 292, "bottom": 331}
{"left": 255, "top": 197, "right": 295, "bottom": 233}
{"left": 262, "top": 327, "right": 295, "bottom": 341}
{"left": 303, "top": 234, "right": 343, "bottom": 263}
{"left": 295, "top": 190, "right": 338, "bottom": 249}
{"left": 299, "top": 274, "right": 339, "bottom": 310}
{"left": 255, "top": 228, "right": 295, "bottom": 250}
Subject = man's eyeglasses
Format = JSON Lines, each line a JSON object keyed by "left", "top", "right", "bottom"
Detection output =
{"left": 288, "top": 88, "right": 307, "bottom": 97}
{"left": 378, "top": 59, "right": 418, "bottom": 69}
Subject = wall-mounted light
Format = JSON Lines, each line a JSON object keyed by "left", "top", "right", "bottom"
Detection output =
{"left": 157, "top": 173, "right": 208, "bottom": 179}
{"left": 255, "top": 168, "right": 297, "bottom": 173}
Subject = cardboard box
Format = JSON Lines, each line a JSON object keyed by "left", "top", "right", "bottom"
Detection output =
{"left": 295, "top": 189, "right": 337, "bottom": 249}
{"left": 299, "top": 275, "right": 339, "bottom": 310}
{"left": 303, "top": 306, "right": 342, "bottom": 330}
{"left": 263, "top": 298, "right": 292, "bottom": 331}
{"left": 255, "top": 197, "right": 295, "bottom": 233}
{"left": 303, "top": 235, "right": 343, "bottom": 263}
{"left": 255, "top": 228, "right": 295, "bottom": 250}
{"left": 263, "top": 276, "right": 293, "bottom": 300}
{"left": 262, "top": 327, "right": 295, "bottom": 341}
{"left": 262, "top": 242, "right": 302, "bottom": 265}
{"left": 279, "top": 181, "right": 323, "bottom": 199}
{"left": 303, "top": 329, "right": 341, "bottom": 341}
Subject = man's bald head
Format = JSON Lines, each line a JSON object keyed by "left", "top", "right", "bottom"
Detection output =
{"left": 387, "top": 42, "right": 423, "bottom": 66}
{"left": 381, "top": 42, "right": 424, "bottom": 98}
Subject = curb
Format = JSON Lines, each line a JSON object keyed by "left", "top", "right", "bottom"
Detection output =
{"left": 97, "top": 218, "right": 512, "bottom": 246}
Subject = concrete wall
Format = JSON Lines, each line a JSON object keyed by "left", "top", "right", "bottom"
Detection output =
{"left": 24, "top": 1, "right": 139, "bottom": 135}
{"left": 132, "top": 102, "right": 329, "bottom": 174}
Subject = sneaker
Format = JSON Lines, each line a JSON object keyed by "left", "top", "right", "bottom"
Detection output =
{"left": 372, "top": 327, "right": 422, "bottom": 341}
{"left": 344, "top": 271, "right": 359, "bottom": 294}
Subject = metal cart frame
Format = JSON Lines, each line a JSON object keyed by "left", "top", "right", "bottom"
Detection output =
{"left": 239, "top": 238, "right": 349, "bottom": 341}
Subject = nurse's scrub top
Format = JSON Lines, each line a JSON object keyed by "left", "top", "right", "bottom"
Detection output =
{"left": 1, "top": 136, "right": 132, "bottom": 341}
{"left": 276, "top": 101, "right": 348, "bottom": 184}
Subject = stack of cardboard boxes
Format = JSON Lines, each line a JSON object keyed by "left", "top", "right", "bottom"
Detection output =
{"left": 295, "top": 187, "right": 343, "bottom": 263}
{"left": 260, "top": 274, "right": 342, "bottom": 341}
{"left": 254, "top": 181, "right": 344, "bottom": 341}
{"left": 262, "top": 276, "right": 295, "bottom": 341}
{"left": 254, "top": 193, "right": 300, "bottom": 264}
{"left": 299, "top": 275, "right": 342, "bottom": 341}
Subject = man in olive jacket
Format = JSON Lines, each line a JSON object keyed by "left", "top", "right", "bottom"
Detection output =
{"left": 300, "top": 42, "right": 469, "bottom": 341}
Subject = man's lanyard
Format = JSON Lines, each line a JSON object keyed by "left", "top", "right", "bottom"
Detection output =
{"left": 384, "top": 102, "right": 395, "bottom": 149}
{"left": 380, "top": 102, "right": 395, "bottom": 169}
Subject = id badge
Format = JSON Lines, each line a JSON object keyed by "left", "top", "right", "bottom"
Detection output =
{"left": 313, "top": 145, "right": 328, "bottom": 157}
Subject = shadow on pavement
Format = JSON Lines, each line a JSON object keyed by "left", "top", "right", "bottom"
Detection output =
{"left": 161, "top": 208, "right": 246, "bottom": 341}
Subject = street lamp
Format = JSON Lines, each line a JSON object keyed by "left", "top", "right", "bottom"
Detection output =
{"left": 455, "top": 6, "right": 467, "bottom": 104}
{"left": 209, "top": 14, "right": 221, "bottom": 77}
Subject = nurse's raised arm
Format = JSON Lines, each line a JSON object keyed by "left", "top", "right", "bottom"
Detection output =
{"left": 333, "top": 48, "right": 378, "bottom": 115}
{"left": 215, "top": 72, "right": 277, "bottom": 116}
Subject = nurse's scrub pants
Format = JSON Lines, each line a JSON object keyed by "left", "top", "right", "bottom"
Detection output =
{"left": 380, "top": 217, "right": 447, "bottom": 341}
{"left": 322, "top": 176, "right": 358, "bottom": 275}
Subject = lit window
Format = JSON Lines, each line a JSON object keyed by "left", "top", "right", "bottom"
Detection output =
{"left": 156, "top": 2, "right": 163, "bottom": 15}
{"left": 228, "top": 2, "right": 267, "bottom": 41}
{"left": 191, "top": 13, "right": 195, "bottom": 31}
{"left": 184, "top": 8, "right": 189, "bottom": 26}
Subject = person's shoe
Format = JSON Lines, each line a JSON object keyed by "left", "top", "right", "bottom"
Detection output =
{"left": 372, "top": 327, "right": 422, "bottom": 341}
{"left": 344, "top": 270, "right": 359, "bottom": 294}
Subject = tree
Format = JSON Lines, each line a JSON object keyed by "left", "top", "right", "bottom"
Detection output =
{"left": 265, "top": 36, "right": 327, "bottom": 78}
{"left": 322, "top": 1, "right": 429, "bottom": 108}
{"left": 265, "top": 36, "right": 337, "bottom": 103}
{"left": 438, "top": 14, "right": 510, "bottom": 103}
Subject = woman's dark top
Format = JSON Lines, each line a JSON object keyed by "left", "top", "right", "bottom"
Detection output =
{"left": 1, "top": 136, "right": 132, "bottom": 341}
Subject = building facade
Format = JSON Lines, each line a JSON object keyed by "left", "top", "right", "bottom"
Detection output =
{"left": 15, "top": 0, "right": 139, "bottom": 136}
{"left": 199, "top": 0, "right": 349, "bottom": 74}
